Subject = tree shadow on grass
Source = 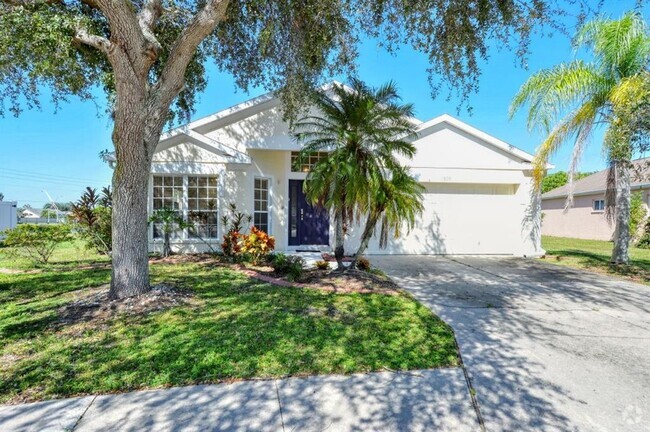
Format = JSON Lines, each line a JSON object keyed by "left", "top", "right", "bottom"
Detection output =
{"left": 549, "top": 248, "right": 650, "bottom": 283}
{"left": 0, "top": 268, "right": 110, "bottom": 342}
{"left": 1, "top": 263, "right": 458, "bottom": 408}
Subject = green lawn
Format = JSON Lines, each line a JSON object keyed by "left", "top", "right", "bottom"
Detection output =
{"left": 0, "top": 242, "right": 458, "bottom": 404}
{"left": 541, "top": 235, "right": 650, "bottom": 284}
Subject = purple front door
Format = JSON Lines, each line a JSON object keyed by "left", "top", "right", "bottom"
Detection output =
{"left": 288, "top": 180, "right": 330, "bottom": 246}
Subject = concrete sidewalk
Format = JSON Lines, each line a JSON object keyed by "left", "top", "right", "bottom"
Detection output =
{"left": 0, "top": 368, "right": 479, "bottom": 432}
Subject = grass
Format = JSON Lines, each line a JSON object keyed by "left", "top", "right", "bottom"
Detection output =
{"left": 0, "top": 241, "right": 458, "bottom": 404}
{"left": 541, "top": 235, "right": 650, "bottom": 284}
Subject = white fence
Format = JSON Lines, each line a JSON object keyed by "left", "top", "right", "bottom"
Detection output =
{"left": 17, "top": 218, "right": 62, "bottom": 225}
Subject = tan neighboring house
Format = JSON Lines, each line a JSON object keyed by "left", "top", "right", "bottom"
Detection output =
{"left": 541, "top": 158, "right": 650, "bottom": 240}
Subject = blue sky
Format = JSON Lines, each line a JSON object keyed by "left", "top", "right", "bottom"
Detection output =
{"left": 0, "top": 0, "right": 647, "bottom": 207}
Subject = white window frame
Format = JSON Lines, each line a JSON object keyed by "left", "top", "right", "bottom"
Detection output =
{"left": 593, "top": 199, "right": 605, "bottom": 212}
{"left": 253, "top": 177, "right": 271, "bottom": 234}
{"left": 151, "top": 175, "right": 184, "bottom": 240}
{"left": 186, "top": 175, "right": 219, "bottom": 240}
{"left": 150, "top": 174, "right": 219, "bottom": 241}
{"left": 290, "top": 151, "right": 329, "bottom": 172}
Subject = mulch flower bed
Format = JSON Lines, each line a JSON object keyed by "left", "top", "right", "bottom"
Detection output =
{"left": 55, "top": 283, "right": 199, "bottom": 328}
{"left": 240, "top": 265, "right": 402, "bottom": 295}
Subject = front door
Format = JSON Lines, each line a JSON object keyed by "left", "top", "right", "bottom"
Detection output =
{"left": 288, "top": 180, "right": 330, "bottom": 246}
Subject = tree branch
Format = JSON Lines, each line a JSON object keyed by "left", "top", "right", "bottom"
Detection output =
{"left": 74, "top": 27, "right": 114, "bottom": 56}
{"left": 138, "top": 0, "right": 163, "bottom": 64}
{"left": 79, "top": 0, "right": 150, "bottom": 76}
{"left": 154, "top": 0, "right": 229, "bottom": 108}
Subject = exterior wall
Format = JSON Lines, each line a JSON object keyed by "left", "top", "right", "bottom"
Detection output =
{"left": 401, "top": 123, "right": 529, "bottom": 171}
{"left": 202, "top": 101, "right": 298, "bottom": 153}
{"left": 541, "top": 194, "right": 615, "bottom": 241}
{"left": 0, "top": 201, "right": 17, "bottom": 238}
{"left": 147, "top": 110, "right": 544, "bottom": 256}
{"left": 344, "top": 171, "right": 543, "bottom": 257}
{"left": 147, "top": 148, "right": 316, "bottom": 254}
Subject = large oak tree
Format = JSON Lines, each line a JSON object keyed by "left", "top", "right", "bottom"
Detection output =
{"left": 0, "top": 0, "right": 593, "bottom": 298}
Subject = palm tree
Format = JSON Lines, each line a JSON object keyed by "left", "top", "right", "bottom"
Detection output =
{"left": 294, "top": 79, "right": 418, "bottom": 269}
{"left": 149, "top": 208, "right": 192, "bottom": 258}
{"left": 350, "top": 168, "right": 424, "bottom": 269}
{"left": 510, "top": 12, "right": 650, "bottom": 264}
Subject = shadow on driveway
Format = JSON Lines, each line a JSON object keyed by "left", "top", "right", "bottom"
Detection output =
{"left": 374, "top": 255, "right": 650, "bottom": 432}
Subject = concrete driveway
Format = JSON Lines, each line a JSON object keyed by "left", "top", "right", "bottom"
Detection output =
{"left": 374, "top": 256, "right": 650, "bottom": 432}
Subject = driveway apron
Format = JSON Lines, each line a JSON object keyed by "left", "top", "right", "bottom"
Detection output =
{"left": 374, "top": 255, "right": 650, "bottom": 432}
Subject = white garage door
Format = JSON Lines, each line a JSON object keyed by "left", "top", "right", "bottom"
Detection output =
{"left": 367, "top": 183, "right": 520, "bottom": 255}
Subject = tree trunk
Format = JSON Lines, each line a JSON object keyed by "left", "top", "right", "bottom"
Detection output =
{"left": 108, "top": 97, "right": 154, "bottom": 299}
{"left": 334, "top": 208, "right": 345, "bottom": 270}
{"left": 611, "top": 161, "right": 631, "bottom": 265}
{"left": 163, "top": 231, "right": 171, "bottom": 257}
{"left": 350, "top": 212, "right": 379, "bottom": 270}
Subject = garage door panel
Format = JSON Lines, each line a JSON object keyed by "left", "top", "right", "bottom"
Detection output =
{"left": 366, "top": 183, "right": 520, "bottom": 255}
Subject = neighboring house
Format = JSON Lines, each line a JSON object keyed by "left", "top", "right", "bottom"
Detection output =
{"left": 143, "top": 84, "right": 543, "bottom": 256}
{"left": 0, "top": 201, "right": 17, "bottom": 237}
{"left": 541, "top": 158, "right": 650, "bottom": 240}
{"left": 19, "top": 208, "right": 41, "bottom": 219}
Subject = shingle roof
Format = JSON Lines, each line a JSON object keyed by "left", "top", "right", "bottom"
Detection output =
{"left": 541, "top": 157, "right": 650, "bottom": 199}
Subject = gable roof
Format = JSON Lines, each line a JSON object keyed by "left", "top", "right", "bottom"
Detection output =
{"left": 542, "top": 157, "right": 650, "bottom": 199}
{"left": 156, "top": 86, "right": 534, "bottom": 165}
{"left": 414, "top": 114, "right": 536, "bottom": 164}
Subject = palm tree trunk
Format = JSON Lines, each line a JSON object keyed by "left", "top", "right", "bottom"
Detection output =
{"left": 611, "top": 161, "right": 631, "bottom": 264}
{"left": 163, "top": 231, "right": 171, "bottom": 258}
{"left": 334, "top": 208, "right": 345, "bottom": 270}
{"left": 350, "top": 212, "right": 380, "bottom": 270}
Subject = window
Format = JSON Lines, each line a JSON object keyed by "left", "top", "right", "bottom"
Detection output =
{"left": 152, "top": 175, "right": 219, "bottom": 239}
{"left": 593, "top": 199, "right": 605, "bottom": 211}
{"left": 188, "top": 176, "right": 219, "bottom": 239}
{"left": 152, "top": 176, "right": 183, "bottom": 239}
{"left": 254, "top": 178, "right": 270, "bottom": 233}
{"left": 291, "top": 151, "right": 329, "bottom": 172}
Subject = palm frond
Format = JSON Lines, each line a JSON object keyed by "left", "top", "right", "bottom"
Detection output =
{"left": 531, "top": 100, "right": 600, "bottom": 188}
{"left": 510, "top": 60, "right": 609, "bottom": 132}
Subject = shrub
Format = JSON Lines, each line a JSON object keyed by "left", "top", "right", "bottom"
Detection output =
{"left": 271, "top": 253, "right": 304, "bottom": 281}
{"left": 241, "top": 226, "right": 275, "bottom": 264}
{"left": 356, "top": 257, "right": 371, "bottom": 271}
{"left": 69, "top": 186, "right": 112, "bottom": 255}
{"left": 630, "top": 191, "right": 647, "bottom": 241}
{"left": 315, "top": 260, "right": 330, "bottom": 270}
{"left": 149, "top": 208, "right": 192, "bottom": 257}
{"left": 221, "top": 203, "right": 252, "bottom": 258}
{"left": 3, "top": 223, "right": 72, "bottom": 264}
{"left": 636, "top": 219, "right": 650, "bottom": 249}
{"left": 221, "top": 230, "right": 242, "bottom": 257}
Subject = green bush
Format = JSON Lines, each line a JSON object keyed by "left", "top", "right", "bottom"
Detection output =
{"left": 149, "top": 208, "right": 192, "bottom": 257}
{"left": 2, "top": 224, "right": 72, "bottom": 264}
{"left": 636, "top": 218, "right": 650, "bottom": 249}
{"left": 69, "top": 187, "right": 112, "bottom": 255}
{"left": 629, "top": 191, "right": 647, "bottom": 241}
{"left": 270, "top": 253, "right": 304, "bottom": 281}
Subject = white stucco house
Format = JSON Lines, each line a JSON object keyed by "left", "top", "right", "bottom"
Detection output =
{"left": 145, "top": 84, "right": 544, "bottom": 257}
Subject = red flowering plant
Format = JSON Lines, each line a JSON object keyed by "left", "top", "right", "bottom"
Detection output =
{"left": 241, "top": 226, "right": 276, "bottom": 265}
{"left": 220, "top": 203, "right": 252, "bottom": 260}
{"left": 221, "top": 230, "right": 242, "bottom": 257}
